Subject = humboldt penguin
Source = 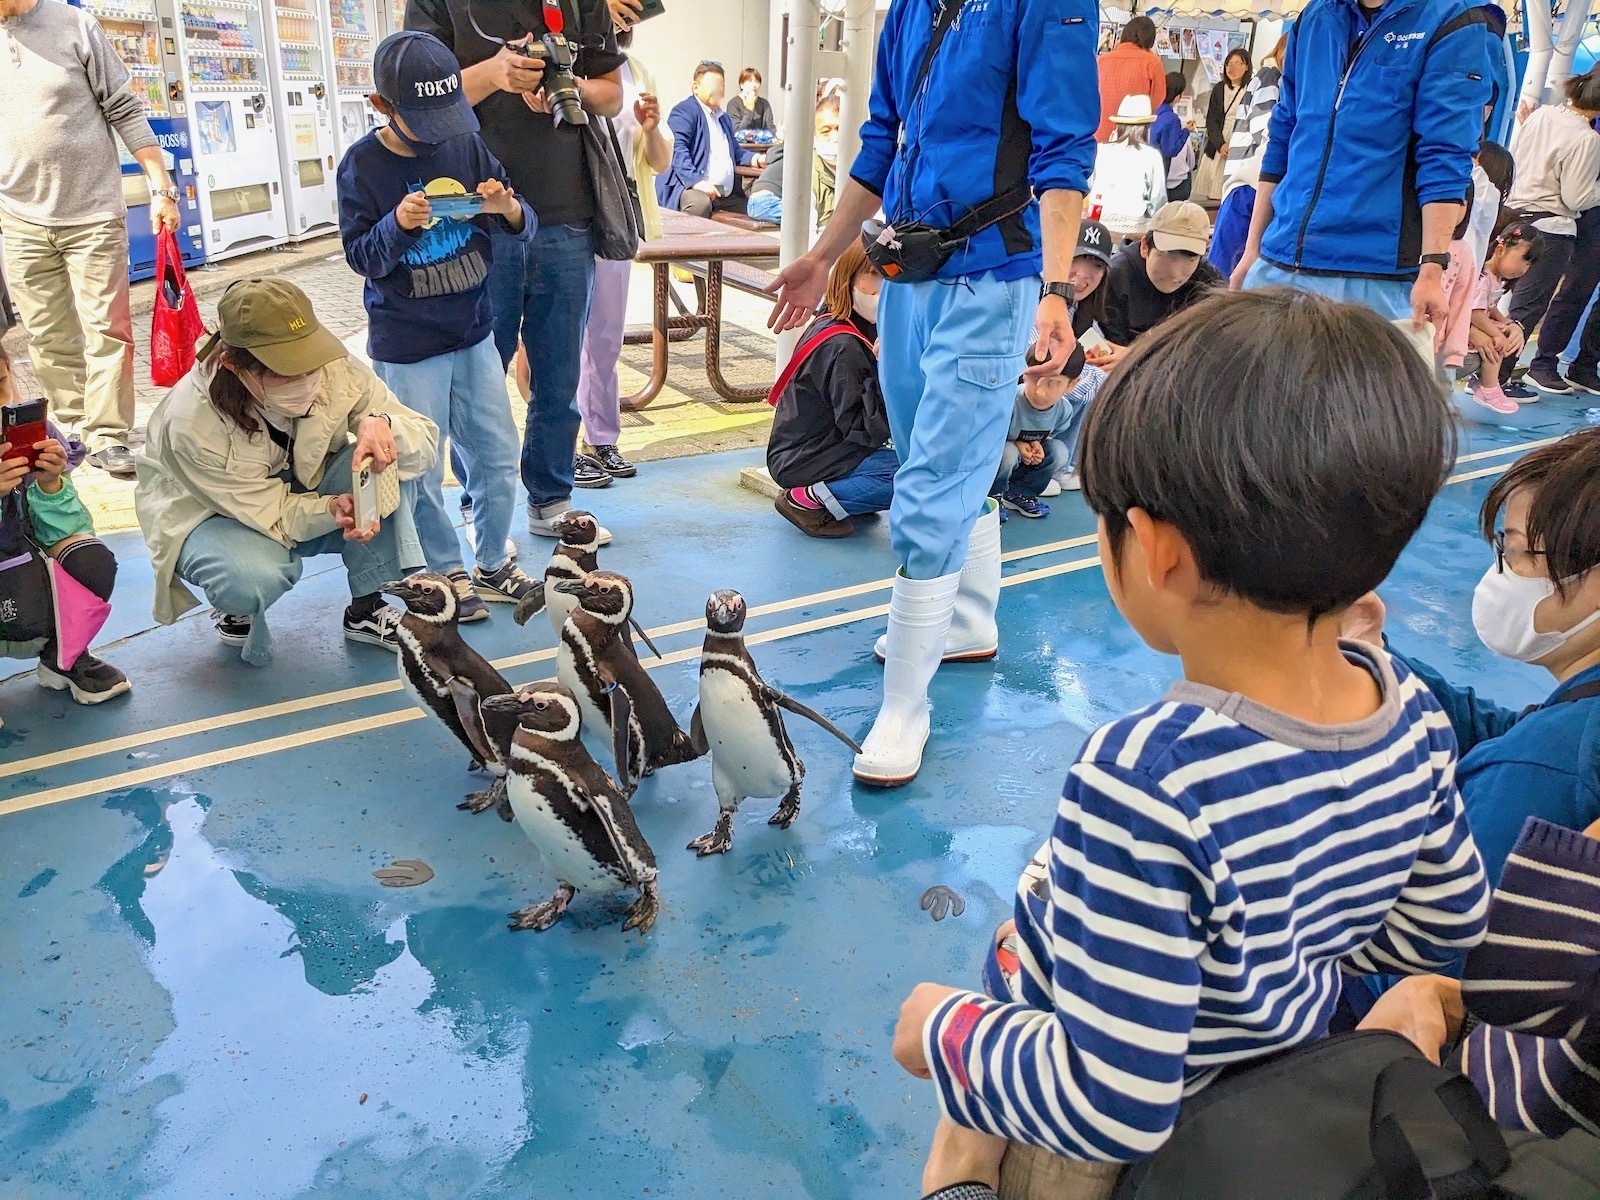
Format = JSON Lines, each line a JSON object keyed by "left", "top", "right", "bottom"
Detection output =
{"left": 554, "top": 571, "right": 701, "bottom": 787}
{"left": 384, "top": 573, "right": 516, "bottom": 816}
{"left": 512, "top": 509, "right": 606, "bottom": 637}
{"left": 687, "top": 589, "right": 861, "bottom": 855}
{"left": 482, "top": 685, "right": 660, "bottom": 933}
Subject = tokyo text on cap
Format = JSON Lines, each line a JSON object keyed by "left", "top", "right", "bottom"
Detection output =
{"left": 374, "top": 31, "right": 480, "bottom": 143}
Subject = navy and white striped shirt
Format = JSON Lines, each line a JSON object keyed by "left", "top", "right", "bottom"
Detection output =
{"left": 925, "top": 645, "right": 1490, "bottom": 1162}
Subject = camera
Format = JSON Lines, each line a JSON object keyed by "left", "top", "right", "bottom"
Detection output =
{"left": 522, "top": 33, "right": 587, "bottom": 126}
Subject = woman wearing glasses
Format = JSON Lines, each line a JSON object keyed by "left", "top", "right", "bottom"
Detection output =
{"left": 1342, "top": 428, "right": 1600, "bottom": 885}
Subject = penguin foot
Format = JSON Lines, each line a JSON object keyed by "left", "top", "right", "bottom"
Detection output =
{"left": 768, "top": 785, "right": 802, "bottom": 830}
{"left": 458, "top": 778, "right": 507, "bottom": 815}
{"left": 687, "top": 812, "right": 734, "bottom": 857}
{"left": 508, "top": 883, "right": 576, "bottom": 932}
{"left": 623, "top": 881, "right": 660, "bottom": 933}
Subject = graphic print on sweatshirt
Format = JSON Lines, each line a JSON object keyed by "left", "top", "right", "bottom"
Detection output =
{"left": 402, "top": 177, "right": 489, "bottom": 300}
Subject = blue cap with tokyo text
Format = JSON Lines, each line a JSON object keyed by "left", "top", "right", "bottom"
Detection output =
{"left": 373, "top": 31, "right": 479, "bottom": 143}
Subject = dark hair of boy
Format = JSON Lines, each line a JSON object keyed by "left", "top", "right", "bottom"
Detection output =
{"left": 1495, "top": 220, "right": 1543, "bottom": 264}
{"left": 1121, "top": 16, "right": 1157, "bottom": 50}
{"left": 1564, "top": 64, "right": 1600, "bottom": 110}
{"left": 1477, "top": 140, "right": 1514, "bottom": 203}
{"left": 1481, "top": 427, "right": 1600, "bottom": 599}
{"left": 1164, "top": 70, "right": 1187, "bottom": 99}
{"left": 739, "top": 67, "right": 762, "bottom": 86}
{"left": 1078, "top": 289, "right": 1456, "bottom": 621}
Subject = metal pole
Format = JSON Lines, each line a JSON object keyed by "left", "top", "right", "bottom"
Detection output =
{"left": 1545, "top": 0, "right": 1591, "bottom": 101}
{"left": 837, "top": 0, "right": 876, "bottom": 178}
{"left": 1518, "top": 0, "right": 1555, "bottom": 111}
{"left": 776, "top": 0, "right": 820, "bottom": 366}
{"left": 769, "top": 0, "right": 789, "bottom": 131}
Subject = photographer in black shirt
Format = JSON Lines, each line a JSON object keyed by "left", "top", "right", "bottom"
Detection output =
{"left": 406, "top": 0, "right": 626, "bottom": 538}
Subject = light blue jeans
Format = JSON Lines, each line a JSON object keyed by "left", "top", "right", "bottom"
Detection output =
{"left": 876, "top": 273, "right": 1035, "bottom": 578}
{"left": 1244, "top": 258, "right": 1413, "bottom": 322}
{"left": 372, "top": 335, "right": 517, "bottom": 575}
{"left": 175, "top": 443, "right": 423, "bottom": 666}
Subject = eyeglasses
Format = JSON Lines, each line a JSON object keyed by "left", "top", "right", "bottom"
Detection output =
{"left": 1492, "top": 530, "right": 1546, "bottom": 575}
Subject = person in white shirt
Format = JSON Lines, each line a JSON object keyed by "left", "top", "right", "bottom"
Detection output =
{"left": 659, "top": 61, "right": 764, "bottom": 218}
{"left": 1087, "top": 95, "right": 1168, "bottom": 240}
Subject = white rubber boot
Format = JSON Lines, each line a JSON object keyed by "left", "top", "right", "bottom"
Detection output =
{"left": 875, "top": 500, "right": 1001, "bottom": 664}
{"left": 854, "top": 570, "right": 961, "bottom": 787}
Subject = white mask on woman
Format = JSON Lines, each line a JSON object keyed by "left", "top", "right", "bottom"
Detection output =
{"left": 240, "top": 367, "right": 320, "bottom": 419}
{"left": 1471, "top": 564, "right": 1600, "bottom": 663}
{"left": 852, "top": 286, "right": 879, "bottom": 324}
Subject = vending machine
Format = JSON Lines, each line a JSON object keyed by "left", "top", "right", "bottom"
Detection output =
{"left": 263, "top": 0, "right": 340, "bottom": 239}
{"left": 74, "top": 0, "right": 207, "bottom": 280}
{"left": 165, "top": 0, "right": 290, "bottom": 261}
{"left": 330, "top": 0, "right": 382, "bottom": 154}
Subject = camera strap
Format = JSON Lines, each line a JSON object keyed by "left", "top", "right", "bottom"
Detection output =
{"left": 912, "top": 0, "right": 968, "bottom": 98}
{"left": 943, "top": 184, "right": 1034, "bottom": 244}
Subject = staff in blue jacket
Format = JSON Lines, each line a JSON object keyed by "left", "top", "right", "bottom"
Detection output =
{"left": 768, "top": 0, "right": 1098, "bottom": 787}
{"left": 1229, "top": 0, "right": 1503, "bottom": 326}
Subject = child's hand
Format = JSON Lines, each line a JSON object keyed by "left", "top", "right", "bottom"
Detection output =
{"left": 922, "top": 1117, "right": 1007, "bottom": 1195}
{"left": 396, "top": 191, "right": 432, "bottom": 231}
{"left": 0, "top": 444, "right": 29, "bottom": 497}
{"left": 30, "top": 439, "right": 67, "bottom": 493}
{"left": 894, "top": 982, "right": 961, "bottom": 1079}
{"left": 476, "top": 179, "right": 519, "bottom": 218}
{"left": 1020, "top": 441, "right": 1045, "bottom": 468}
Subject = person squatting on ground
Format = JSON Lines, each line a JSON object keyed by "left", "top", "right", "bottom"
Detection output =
{"left": 768, "top": 0, "right": 1099, "bottom": 787}
{"left": 1463, "top": 222, "right": 1540, "bottom": 413}
{"left": 135, "top": 279, "right": 439, "bottom": 666}
{"left": 338, "top": 32, "right": 540, "bottom": 626}
{"left": 767, "top": 243, "right": 892, "bottom": 540}
{"left": 900, "top": 290, "right": 1489, "bottom": 1200}
{"left": 1096, "top": 201, "right": 1223, "bottom": 367}
{"left": 1233, "top": 0, "right": 1503, "bottom": 325}
{"left": 0, "top": 342, "right": 127, "bottom": 711}
{"left": 990, "top": 348, "right": 1105, "bottom": 520}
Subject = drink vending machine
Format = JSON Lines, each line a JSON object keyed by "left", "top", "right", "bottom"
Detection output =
{"left": 164, "top": 0, "right": 291, "bottom": 260}
{"left": 73, "top": 0, "right": 206, "bottom": 280}
{"left": 264, "top": 0, "right": 340, "bottom": 239}
{"left": 331, "top": 0, "right": 383, "bottom": 154}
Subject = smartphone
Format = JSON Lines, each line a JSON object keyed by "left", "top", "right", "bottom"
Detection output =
{"left": 634, "top": 0, "right": 665, "bottom": 20}
{"left": 1078, "top": 327, "right": 1108, "bottom": 354}
{"left": 427, "top": 194, "right": 486, "bottom": 219}
{"left": 1, "top": 398, "right": 48, "bottom": 470}
{"left": 353, "top": 457, "right": 381, "bottom": 534}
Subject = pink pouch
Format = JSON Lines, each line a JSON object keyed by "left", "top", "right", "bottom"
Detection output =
{"left": 45, "top": 556, "right": 110, "bottom": 672}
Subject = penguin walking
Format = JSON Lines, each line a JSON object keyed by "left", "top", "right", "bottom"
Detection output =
{"left": 512, "top": 510, "right": 606, "bottom": 638}
{"left": 384, "top": 573, "right": 516, "bottom": 817}
{"left": 481, "top": 684, "right": 660, "bottom": 933}
{"left": 554, "top": 571, "right": 700, "bottom": 787}
{"left": 687, "top": 590, "right": 861, "bottom": 855}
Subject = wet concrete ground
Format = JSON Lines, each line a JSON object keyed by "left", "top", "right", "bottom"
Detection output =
{"left": 1, "top": 396, "right": 1594, "bottom": 1198}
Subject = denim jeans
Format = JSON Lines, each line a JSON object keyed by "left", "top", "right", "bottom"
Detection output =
{"left": 373, "top": 336, "right": 517, "bottom": 576}
{"left": 174, "top": 443, "right": 423, "bottom": 666}
{"left": 1244, "top": 259, "right": 1412, "bottom": 322}
{"left": 487, "top": 221, "right": 596, "bottom": 508}
{"left": 813, "top": 446, "right": 899, "bottom": 518}
{"left": 993, "top": 439, "right": 1070, "bottom": 499}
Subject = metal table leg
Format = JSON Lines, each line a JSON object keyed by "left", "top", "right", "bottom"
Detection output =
{"left": 703, "top": 260, "right": 773, "bottom": 402}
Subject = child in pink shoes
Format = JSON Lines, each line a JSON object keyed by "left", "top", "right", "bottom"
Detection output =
{"left": 1469, "top": 222, "right": 1540, "bottom": 415}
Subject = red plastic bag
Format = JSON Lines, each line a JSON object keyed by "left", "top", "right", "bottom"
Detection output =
{"left": 149, "top": 228, "right": 206, "bottom": 387}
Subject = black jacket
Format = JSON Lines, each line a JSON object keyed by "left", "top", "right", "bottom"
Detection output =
{"left": 1103, "top": 244, "right": 1225, "bottom": 346}
{"left": 766, "top": 315, "right": 886, "bottom": 489}
{"left": 1204, "top": 81, "right": 1244, "bottom": 159}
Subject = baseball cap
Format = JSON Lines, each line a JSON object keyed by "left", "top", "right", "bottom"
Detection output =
{"left": 210, "top": 277, "right": 347, "bottom": 376}
{"left": 1075, "top": 220, "right": 1114, "bottom": 267}
{"left": 1148, "top": 201, "right": 1211, "bottom": 255}
{"left": 374, "top": 31, "right": 479, "bottom": 143}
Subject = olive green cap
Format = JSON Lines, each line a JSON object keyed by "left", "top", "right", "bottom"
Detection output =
{"left": 205, "top": 277, "right": 347, "bottom": 376}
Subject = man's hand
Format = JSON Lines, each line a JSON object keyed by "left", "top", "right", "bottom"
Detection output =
{"left": 1340, "top": 591, "right": 1386, "bottom": 646}
{"left": 607, "top": 0, "right": 642, "bottom": 27}
{"left": 1411, "top": 266, "right": 1448, "bottom": 332}
{"left": 692, "top": 180, "right": 721, "bottom": 198}
{"left": 476, "top": 179, "right": 519, "bottom": 219}
{"left": 396, "top": 191, "right": 432, "bottom": 232}
{"left": 1357, "top": 975, "right": 1464, "bottom": 1065}
{"left": 30, "top": 439, "right": 68, "bottom": 494}
{"left": 1229, "top": 246, "right": 1259, "bottom": 292}
{"left": 151, "top": 195, "right": 181, "bottom": 235}
{"left": 1025, "top": 293, "right": 1076, "bottom": 379}
{"left": 523, "top": 89, "right": 554, "bottom": 115}
{"left": 490, "top": 43, "right": 545, "bottom": 95}
{"left": 329, "top": 494, "right": 377, "bottom": 542}
{"left": 894, "top": 982, "right": 961, "bottom": 1079}
{"left": 634, "top": 92, "right": 661, "bottom": 133}
{"left": 922, "top": 1117, "right": 1008, "bottom": 1195}
{"left": 766, "top": 254, "right": 832, "bottom": 332}
{"left": 354, "top": 415, "right": 398, "bottom": 473}
{"left": 0, "top": 445, "right": 29, "bottom": 497}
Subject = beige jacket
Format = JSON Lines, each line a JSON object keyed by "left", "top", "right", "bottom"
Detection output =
{"left": 135, "top": 355, "right": 439, "bottom": 625}
{"left": 628, "top": 55, "right": 665, "bottom": 242}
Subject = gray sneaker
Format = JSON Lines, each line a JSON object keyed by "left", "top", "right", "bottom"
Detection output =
{"left": 529, "top": 499, "right": 612, "bottom": 544}
{"left": 473, "top": 560, "right": 541, "bottom": 603}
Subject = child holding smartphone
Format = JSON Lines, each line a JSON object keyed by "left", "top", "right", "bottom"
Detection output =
{"left": 337, "top": 31, "right": 541, "bottom": 622}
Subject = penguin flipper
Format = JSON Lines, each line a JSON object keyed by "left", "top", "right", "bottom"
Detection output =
{"left": 767, "top": 688, "right": 864, "bottom": 754}
{"left": 607, "top": 684, "right": 637, "bottom": 796}
{"left": 447, "top": 676, "right": 499, "bottom": 767}
{"left": 512, "top": 582, "right": 547, "bottom": 626}
{"left": 688, "top": 704, "right": 709, "bottom": 756}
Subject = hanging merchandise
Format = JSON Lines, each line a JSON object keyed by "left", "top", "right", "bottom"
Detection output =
{"left": 150, "top": 228, "right": 207, "bottom": 386}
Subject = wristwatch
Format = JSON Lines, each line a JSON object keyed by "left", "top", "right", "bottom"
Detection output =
{"left": 151, "top": 185, "right": 180, "bottom": 201}
{"left": 1041, "top": 280, "right": 1076, "bottom": 305}
{"left": 1418, "top": 252, "right": 1452, "bottom": 270}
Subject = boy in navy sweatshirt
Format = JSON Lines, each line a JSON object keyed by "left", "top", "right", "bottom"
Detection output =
{"left": 337, "top": 31, "right": 539, "bottom": 620}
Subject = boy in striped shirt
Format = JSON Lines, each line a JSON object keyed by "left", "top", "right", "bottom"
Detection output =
{"left": 897, "top": 290, "right": 1491, "bottom": 1200}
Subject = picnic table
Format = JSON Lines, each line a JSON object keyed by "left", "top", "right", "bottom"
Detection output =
{"left": 622, "top": 209, "right": 780, "bottom": 409}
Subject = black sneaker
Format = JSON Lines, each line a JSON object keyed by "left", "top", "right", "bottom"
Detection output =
{"left": 36, "top": 652, "right": 132, "bottom": 704}
{"left": 1565, "top": 363, "right": 1600, "bottom": 394}
{"left": 1525, "top": 366, "right": 1571, "bottom": 395}
{"left": 473, "top": 559, "right": 541, "bottom": 603}
{"left": 88, "top": 445, "right": 137, "bottom": 478}
{"left": 589, "top": 444, "right": 637, "bottom": 478}
{"left": 343, "top": 603, "right": 401, "bottom": 650}
{"left": 445, "top": 569, "right": 491, "bottom": 623}
{"left": 1501, "top": 378, "right": 1538, "bottom": 402}
{"left": 214, "top": 611, "right": 252, "bottom": 646}
{"left": 573, "top": 453, "right": 612, "bottom": 489}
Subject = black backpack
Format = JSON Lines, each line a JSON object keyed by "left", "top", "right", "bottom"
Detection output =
{"left": 1111, "top": 1031, "right": 1600, "bottom": 1200}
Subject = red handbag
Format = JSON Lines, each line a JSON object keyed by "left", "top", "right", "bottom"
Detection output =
{"left": 149, "top": 228, "right": 206, "bottom": 387}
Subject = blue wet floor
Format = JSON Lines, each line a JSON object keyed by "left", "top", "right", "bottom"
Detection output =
{"left": 2, "top": 393, "right": 1596, "bottom": 1198}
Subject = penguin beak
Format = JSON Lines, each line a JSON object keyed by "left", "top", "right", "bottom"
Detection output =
{"left": 551, "top": 579, "right": 586, "bottom": 597}
{"left": 381, "top": 581, "right": 419, "bottom": 603}
{"left": 481, "top": 693, "right": 528, "bottom": 714}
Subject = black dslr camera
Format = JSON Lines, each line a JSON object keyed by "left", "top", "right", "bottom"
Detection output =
{"left": 521, "top": 0, "right": 587, "bottom": 126}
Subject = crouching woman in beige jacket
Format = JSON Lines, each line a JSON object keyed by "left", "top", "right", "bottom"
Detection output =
{"left": 136, "top": 279, "right": 439, "bottom": 666}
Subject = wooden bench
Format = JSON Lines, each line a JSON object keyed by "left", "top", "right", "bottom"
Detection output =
{"left": 711, "top": 209, "right": 779, "bottom": 233}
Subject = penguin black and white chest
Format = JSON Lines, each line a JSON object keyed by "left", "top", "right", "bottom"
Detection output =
{"left": 554, "top": 571, "right": 700, "bottom": 784}
{"left": 687, "top": 590, "right": 861, "bottom": 856}
{"left": 515, "top": 510, "right": 602, "bottom": 635}
{"left": 482, "top": 685, "right": 660, "bottom": 933}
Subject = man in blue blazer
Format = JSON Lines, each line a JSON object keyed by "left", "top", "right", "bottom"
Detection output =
{"left": 658, "top": 62, "right": 765, "bottom": 217}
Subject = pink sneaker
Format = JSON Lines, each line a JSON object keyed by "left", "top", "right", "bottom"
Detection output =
{"left": 1472, "top": 385, "right": 1519, "bottom": 415}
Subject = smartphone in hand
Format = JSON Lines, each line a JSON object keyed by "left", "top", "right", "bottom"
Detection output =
{"left": 1, "top": 399, "right": 48, "bottom": 469}
{"left": 353, "top": 457, "right": 381, "bottom": 535}
{"left": 427, "top": 194, "right": 486, "bottom": 219}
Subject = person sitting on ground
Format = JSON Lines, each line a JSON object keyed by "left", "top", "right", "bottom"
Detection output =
{"left": 1464, "top": 222, "right": 1540, "bottom": 414}
{"left": 1150, "top": 71, "right": 1196, "bottom": 202}
{"left": 1097, "top": 200, "right": 1223, "bottom": 367}
{"left": 1088, "top": 95, "right": 1168, "bottom": 240}
{"left": 1069, "top": 220, "right": 1115, "bottom": 344}
{"left": 135, "top": 278, "right": 439, "bottom": 667}
{"left": 1095, "top": 16, "right": 1166, "bottom": 142}
{"left": 768, "top": 242, "right": 892, "bottom": 540}
{"left": 898, "top": 289, "right": 1488, "bottom": 1200}
{"left": 725, "top": 66, "right": 774, "bottom": 134}
{"left": 0, "top": 341, "right": 128, "bottom": 710}
{"left": 990, "top": 347, "right": 1105, "bottom": 521}
{"left": 658, "top": 61, "right": 763, "bottom": 219}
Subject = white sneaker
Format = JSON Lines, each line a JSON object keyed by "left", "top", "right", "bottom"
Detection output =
{"left": 460, "top": 504, "right": 518, "bottom": 564}
{"left": 1061, "top": 471, "right": 1082, "bottom": 492}
{"left": 854, "top": 571, "right": 960, "bottom": 787}
{"left": 1041, "top": 478, "right": 1062, "bottom": 498}
{"left": 529, "top": 499, "right": 612, "bottom": 545}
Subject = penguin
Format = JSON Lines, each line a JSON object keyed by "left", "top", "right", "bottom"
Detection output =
{"left": 554, "top": 571, "right": 701, "bottom": 788}
{"left": 512, "top": 509, "right": 606, "bottom": 638}
{"left": 383, "top": 573, "right": 517, "bottom": 817}
{"left": 687, "top": 590, "right": 861, "bottom": 855}
{"left": 481, "top": 684, "right": 660, "bottom": 933}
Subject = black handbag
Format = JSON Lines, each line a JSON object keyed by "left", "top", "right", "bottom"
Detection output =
{"left": 583, "top": 116, "right": 641, "bottom": 261}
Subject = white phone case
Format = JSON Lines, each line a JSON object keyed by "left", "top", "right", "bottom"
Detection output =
{"left": 353, "top": 460, "right": 380, "bottom": 532}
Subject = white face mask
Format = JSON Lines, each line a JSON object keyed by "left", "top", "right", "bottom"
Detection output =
{"left": 852, "top": 286, "right": 879, "bottom": 324}
{"left": 1471, "top": 563, "right": 1600, "bottom": 664}
{"left": 817, "top": 139, "right": 839, "bottom": 165}
{"left": 240, "top": 367, "right": 320, "bottom": 419}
